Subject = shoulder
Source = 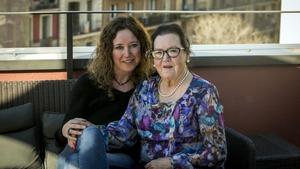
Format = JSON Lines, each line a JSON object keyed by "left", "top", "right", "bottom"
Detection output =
{"left": 190, "top": 73, "right": 220, "bottom": 98}
{"left": 132, "top": 75, "right": 159, "bottom": 102}
{"left": 76, "top": 73, "right": 92, "bottom": 84}
{"left": 75, "top": 73, "right": 97, "bottom": 88}
{"left": 136, "top": 75, "right": 159, "bottom": 91}
{"left": 190, "top": 74, "right": 224, "bottom": 117}
{"left": 72, "top": 73, "right": 101, "bottom": 94}
{"left": 191, "top": 73, "right": 217, "bottom": 90}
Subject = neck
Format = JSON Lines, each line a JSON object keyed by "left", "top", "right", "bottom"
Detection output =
{"left": 161, "top": 68, "right": 187, "bottom": 87}
{"left": 114, "top": 70, "right": 132, "bottom": 86}
{"left": 158, "top": 69, "right": 189, "bottom": 98}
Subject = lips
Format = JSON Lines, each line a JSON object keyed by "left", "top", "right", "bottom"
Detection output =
{"left": 162, "top": 65, "right": 173, "bottom": 68}
{"left": 122, "top": 59, "right": 134, "bottom": 63}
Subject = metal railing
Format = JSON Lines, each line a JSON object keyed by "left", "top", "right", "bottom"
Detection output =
{"left": 1, "top": 10, "right": 300, "bottom": 78}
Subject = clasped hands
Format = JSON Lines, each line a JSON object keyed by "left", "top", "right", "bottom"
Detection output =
{"left": 62, "top": 118, "right": 93, "bottom": 150}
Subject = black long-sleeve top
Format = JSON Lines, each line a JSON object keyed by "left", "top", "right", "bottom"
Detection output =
{"left": 55, "top": 73, "right": 134, "bottom": 152}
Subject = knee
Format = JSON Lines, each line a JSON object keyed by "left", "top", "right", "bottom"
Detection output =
{"left": 81, "top": 125, "right": 103, "bottom": 141}
{"left": 78, "top": 126, "right": 103, "bottom": 145}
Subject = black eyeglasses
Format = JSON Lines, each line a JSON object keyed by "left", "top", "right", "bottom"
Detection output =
{"left": 150, "top": 47, "right": 185, "bottom": 59}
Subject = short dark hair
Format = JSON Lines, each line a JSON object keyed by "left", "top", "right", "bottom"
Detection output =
{"left": 151, "top": 24, "right": 191, "bottom": 55}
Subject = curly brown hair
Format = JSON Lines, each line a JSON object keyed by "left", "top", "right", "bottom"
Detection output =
{"left": 87, "top": 16, "right": 152, "bottom": 98}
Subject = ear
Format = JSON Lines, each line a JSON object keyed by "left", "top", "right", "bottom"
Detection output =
{"left": 186, "top": 55, "right": 190, "bottom": 63}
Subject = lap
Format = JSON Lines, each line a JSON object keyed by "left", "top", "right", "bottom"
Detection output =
{"left": 107, "top": 153, "right": 135, "bottom": 169}
{"left": 59, "top": 146, "right": 134, "bottom": 169}
{"left": 58, "top": 126, "right": 135, "bottom": 169}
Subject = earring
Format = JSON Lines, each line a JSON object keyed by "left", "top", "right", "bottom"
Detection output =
{"left": 153, "top": 64, "right": 156, "bottom": 67}
{"left": 187, "top": 59, "right": 190, "bottom": 63}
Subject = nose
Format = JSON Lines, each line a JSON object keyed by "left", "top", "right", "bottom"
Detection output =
{"left": 123, "top": 47, "right": 131, "bottom": 57}
{"left": 162, "top": 51, "right": 171, "bottom": 61}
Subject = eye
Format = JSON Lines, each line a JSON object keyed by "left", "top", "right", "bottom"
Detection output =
{"left": 152, "top": 50, "right": 163, "bottom": 58}
{"left": 129, "top": 43, "right": 139, "bottom": 49}
{"left": 114, "top": 45, "right": 124, "bottom": 50}
{"left": 168, "top": 48, "right": 179, "bottom": 54}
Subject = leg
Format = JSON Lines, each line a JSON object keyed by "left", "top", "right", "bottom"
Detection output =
{"left": 107, "top": 153, "right": 135, "bottom": 169}
{"left": 57, "top": 145, "right": 79, "bottom": 169}
{"left": 77, "top": 125, "right": 108, "bottom": 169}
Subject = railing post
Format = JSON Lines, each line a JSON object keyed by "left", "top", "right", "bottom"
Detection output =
{"left": 66, "top": 13, "right": 73, "bottom": 79}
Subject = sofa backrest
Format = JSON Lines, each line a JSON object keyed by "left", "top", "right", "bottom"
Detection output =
{"left": 0, "top": 79, "right": 76, "bottom": 169}
{"left": 0, "top": 79, "right": 76, "bottom": 114}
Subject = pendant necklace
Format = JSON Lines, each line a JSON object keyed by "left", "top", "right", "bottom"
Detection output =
{"left": 158, "top": 70, "right": 189, "bottom": 97}
{"left": 114, "top": 77, "right": 131, "bottom": 86}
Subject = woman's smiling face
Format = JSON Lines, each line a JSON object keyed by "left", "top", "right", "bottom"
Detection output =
{"left": 112, "top": 29, "right": 141, "bottom": 75}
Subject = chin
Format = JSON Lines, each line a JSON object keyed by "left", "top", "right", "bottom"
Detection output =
{"left": 123, "top": 67, "right": 136, "bottom": 72}
{"left": 160, "top": 75, "right": 174, "bottom": 81}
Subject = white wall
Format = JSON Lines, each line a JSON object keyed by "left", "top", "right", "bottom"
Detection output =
{"left": 280, "top": 0, "right": 300, "bottom": 44}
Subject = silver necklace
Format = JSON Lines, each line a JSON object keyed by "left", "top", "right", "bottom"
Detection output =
{"left": 158, "top": 70, "right": 189, "bottom": 97}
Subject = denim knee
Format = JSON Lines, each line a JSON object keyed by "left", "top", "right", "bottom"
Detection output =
{"left": 76, "top": 125, "right": 104, "bottom": 150}
{"left": 76, "top": 126, "right": 108, "bottom": 169}
{"left": 57, "top": 145, "right": 78, "bottom": 169}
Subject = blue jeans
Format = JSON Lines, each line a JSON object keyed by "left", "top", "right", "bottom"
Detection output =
{"left": 57, "top": 126, "right": 135, "bottom": 169}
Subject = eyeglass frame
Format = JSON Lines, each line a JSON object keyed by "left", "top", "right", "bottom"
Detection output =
{"left": 149, "top": 47, "right": 185, "bottom": 60}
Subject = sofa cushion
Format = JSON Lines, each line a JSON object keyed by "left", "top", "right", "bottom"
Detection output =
{"left": 42, "top": 111, "right": 65, "bottom": 139}
{"left": 0, "top": 128, "right": 41, "bottom": 168}
{"left": 0, "top": 103, "right": 42, "bottom": 168}
{"left": 0, "top": 103, "right": 33, "bottom": 133}
{"left": 42, "top": 112, "right": 65, "bottom": 169}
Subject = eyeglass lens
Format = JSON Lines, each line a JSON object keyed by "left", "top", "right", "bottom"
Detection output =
{"left": 152, "top": 48, "right": 181, "bottom": 59}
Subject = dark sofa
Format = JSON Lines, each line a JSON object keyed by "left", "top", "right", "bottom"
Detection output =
{"left": 0, "top": 79, "right": 256, "bottom": 169}
{"left": 0, "top": 80, "right": 75, "bottom": 169}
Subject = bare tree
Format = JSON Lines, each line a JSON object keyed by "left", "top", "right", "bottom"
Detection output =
{"left": 184, "top": 14, "right": 275, "bottom": 44}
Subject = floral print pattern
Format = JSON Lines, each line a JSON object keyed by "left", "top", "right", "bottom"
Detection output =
{"left": 100, "top": 73, "right": 227, "bottom": 169}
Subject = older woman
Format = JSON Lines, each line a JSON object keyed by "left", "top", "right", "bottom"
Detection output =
{"left": 85, "top": 24, "right": 227, "bottom": 169}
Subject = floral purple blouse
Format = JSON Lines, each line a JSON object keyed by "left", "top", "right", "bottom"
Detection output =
{"left": 100, "top": 73, "right": 227, "bottom": 169}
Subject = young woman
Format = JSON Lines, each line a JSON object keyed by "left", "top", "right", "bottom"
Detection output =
{"left": 56, "top": 16, "right": 152, "bottom": 169}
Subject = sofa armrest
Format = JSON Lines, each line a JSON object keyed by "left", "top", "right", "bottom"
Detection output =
{"left": 0, "top": 103, "right": 34, "bottom": 133}
{"left": 225, "top": 127, "right": 256, "bottom": 169}
{"left": 0, "top": 103, "right": 43, "bottom": 169}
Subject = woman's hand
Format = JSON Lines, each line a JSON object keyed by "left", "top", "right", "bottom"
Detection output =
{"left": 62, "top": 118, "right": 93, "bottom": 149}
{"left": 145, "top": 157, "right": 172, "bottom": 169}
{"left": 67, "top": 137, "right": 77, "bottom": 150}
